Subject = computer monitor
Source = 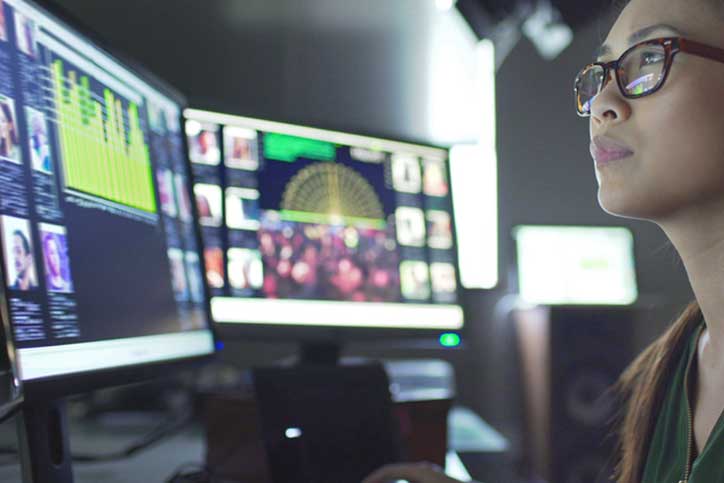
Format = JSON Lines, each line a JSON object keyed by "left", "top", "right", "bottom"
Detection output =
{"left": 0, "top": 305, "right": 21, "bottom": 420}
{"left": 184, "top": 109, "right": 464, "bottom": 352}
{"left": 0, "top": 0, "right": 214, "bottom": 480}
{"left": 513, "top": 225, "right": 638, "bottom": 306}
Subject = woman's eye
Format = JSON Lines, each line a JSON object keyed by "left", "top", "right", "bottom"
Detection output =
{"left": 640, "top": 51, "right": 665, "bottom": 66}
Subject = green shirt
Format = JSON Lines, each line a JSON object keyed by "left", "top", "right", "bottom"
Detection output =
{"left": 642, "top": 323, "right": 724, "bottom": 483}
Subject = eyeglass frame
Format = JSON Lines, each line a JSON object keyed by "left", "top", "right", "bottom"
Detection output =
{"left": 574, "top": 36, "right": 724, "bottom": 117}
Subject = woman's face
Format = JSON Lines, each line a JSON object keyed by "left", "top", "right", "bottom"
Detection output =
{"left": 0, "top": 106, "right": 8, "bottom": 138}
{"left": 12, "top": 234, "right": 29, "bottom": 275}
{"left": 590, "top": 0, "right": 724, "bottom": 221}
{"left": 46, "top": 238, "right": 61, "bottom": 277}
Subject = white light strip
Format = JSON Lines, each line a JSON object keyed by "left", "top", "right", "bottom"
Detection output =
{"left": 450, "top": 144, "right": 498, "bottom": 289}
{"left": 17, "top": 331, "right": 214, "bottom": 381}
{"left": 211, "top": 297, "right": 464, "bottom": 329}
{"left": 476, "top": 39, "right": 496, "bottom": 148}
{"left": 184, "top": 109, "right": 448, "bottom": 159}
{"left": 6, "top": 0, "right": 179, "bottom": 110}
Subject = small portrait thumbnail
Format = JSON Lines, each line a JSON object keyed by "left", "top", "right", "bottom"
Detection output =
{"left": 26, "top": 107, "right": 53, "bottom": 173}
{"left": 156, "top": 169, "right": 177, "bottom": 218}
{"left": 0, "top": 0, "right": 7, "bottom": 42}
{"left": 194, "top": 183, "right": 223, "bottom": 227}
{"left": 430, "top": 262, "right": 457, "bottom": 294}
{"left": 0, "top": 96, "right": 21, "bottom": 163}
{"left": 185, "top": 120, "right": 220, "bottom": 165}
{"left": 1, "top": 215, "right": 37, "bottom": 291}
{"left": 224, "top": 126, "right": 259, "bottom": 170}
{"left": 391, "top": 153, "right": 422, "bottom": 193}
{"left": 204, "top": 247, "right": 225, "bottom": 289}
{"left": 426, "top": 210, "right": 453, "bottom": 249}
{"left": 395, "top": 206, "right": 426, "bottom": 247}
{"left": 423, "top": 158, "right": 449, "bottom": 197}
{"left": 148, "top": 102, "right": 179, "bottom": 134}
{"left": 228, "top": 248, "right": 263, "bottom": 291}
{"left": 14, "top": 10, "right": 37, "bottom": 58}
{"left": 39, "top": 223, "right": 73, "bottom": 293}
{"left": 167, "top": 248, "right": 188, "bottom": 301}
{"left": 399, "top": 260, "right": 430, "bottom": 301}
{"left": 185, "top": 251, "right": 204, "bottom": 303}
{"left": 174, "top": 174, "right": 193, "bottom": 222}
{"left": 225, "top": 187, "right": 260, "bottom": 231}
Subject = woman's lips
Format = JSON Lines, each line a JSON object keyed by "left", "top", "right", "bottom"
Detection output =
{"left": 590, "top": 136, "right": 634, "bottom": 166}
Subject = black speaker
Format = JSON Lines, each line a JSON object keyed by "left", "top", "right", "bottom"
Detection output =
{"left": 514, "top": 306, "right": 637, "bottom": 483}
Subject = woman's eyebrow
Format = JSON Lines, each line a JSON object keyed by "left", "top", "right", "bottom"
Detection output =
{"left": 594, "top": 23, "right": 684, "bottom": 60}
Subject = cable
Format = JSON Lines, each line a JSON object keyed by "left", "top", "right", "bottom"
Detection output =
{"left": 0, "top": 409, "right": 194, "bottom": 465}
{"left": 165, "top": 462, "right": 248, "bottom": 483}
{"left": 73, "top": 409, "right": 195, "bottom": 463}
{"left": 0, "top": 399, "right": 22, "bottom": 426}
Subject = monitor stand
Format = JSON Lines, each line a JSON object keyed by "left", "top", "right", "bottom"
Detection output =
{"left": 299, "top": 341, "right": 341, "bottom": 366}
{"left": 17, "top": 399, "right": 74, "bottom": 483}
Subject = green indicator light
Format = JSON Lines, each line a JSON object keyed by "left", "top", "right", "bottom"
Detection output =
{"left": 439, "top": 333, "right": 461, "bottom": 348}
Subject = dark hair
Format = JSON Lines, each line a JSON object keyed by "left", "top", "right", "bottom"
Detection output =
{"left": 613, "top": 301, "right": 701, "bottom": 483}
{"left": 613, "top": 0, "right": 724, "bottom": 15}
{"left": 13, "top": 229, "right": 30, "bottom": 255}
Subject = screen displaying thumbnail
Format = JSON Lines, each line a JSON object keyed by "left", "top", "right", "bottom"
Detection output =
{"left": 0, "top": 0, "right": 213, "bottom": 381}
{"left": 185, "top": 109, "right": 463, "bottom": 329}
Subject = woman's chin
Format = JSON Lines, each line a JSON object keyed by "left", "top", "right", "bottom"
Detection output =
{"left": 597, "top": 190, "right": 652, "bottom": 220}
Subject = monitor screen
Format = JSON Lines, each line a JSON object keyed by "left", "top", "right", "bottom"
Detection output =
{"left": 514, "top": 225, "right": 638, "bottom": 306}
{"left": 184, "top": 109, "right": 463, "bottom": 331}
{"left": 0, "top": 0, "right": 214, "bottom": 383}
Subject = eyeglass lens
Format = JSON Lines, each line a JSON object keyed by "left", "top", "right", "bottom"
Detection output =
{"left": 576, "top": 43, "right": 667, "bottom": 115}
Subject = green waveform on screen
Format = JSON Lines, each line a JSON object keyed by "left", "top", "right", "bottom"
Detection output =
{"left": 52, "top": 59, "right": 156, "bottom": 213}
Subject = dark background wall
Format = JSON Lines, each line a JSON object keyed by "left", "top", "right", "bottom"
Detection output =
{"left": 50, "top": 0, "right": 693, "bottom": 450}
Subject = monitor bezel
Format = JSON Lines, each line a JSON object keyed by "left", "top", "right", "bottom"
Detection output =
{"left": 0, "top": 0, "right": 216, "bottom": 401}
{"left": 184, "top": 107, "right": 468, "bottom": 343}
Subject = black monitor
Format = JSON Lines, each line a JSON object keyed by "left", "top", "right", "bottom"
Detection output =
{"left": 184, "top": 109, "right": 464, "bottom": 359}
{"left": 0, "top": 0, "right": 215, "bottom": 480}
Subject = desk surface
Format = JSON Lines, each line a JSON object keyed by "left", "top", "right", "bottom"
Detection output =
{"left": 0, "top": 418, "right": 477, "bottom": 483}
{"left": 0, "top": 416, "right": 205, "bottom": 483}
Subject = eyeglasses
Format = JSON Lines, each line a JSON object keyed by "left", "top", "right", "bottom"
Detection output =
{"left": 574, "top": 37, "right": 724, "bottom": 117}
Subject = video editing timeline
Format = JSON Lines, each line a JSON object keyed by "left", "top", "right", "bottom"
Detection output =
{"left": 0, "top": 0, "right": 212, "bottom": 380}
{"left": 185, "top": 109, "right": 464, "bottom": 330}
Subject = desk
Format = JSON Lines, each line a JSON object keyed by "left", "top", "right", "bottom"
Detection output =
{"left": 0, "top": 416, "right": 205, "bottom": 482}
{"left": 0, "top": 415, "right": 476, "bottom": 482}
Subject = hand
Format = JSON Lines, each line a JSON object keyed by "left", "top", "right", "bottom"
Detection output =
{"left": 362, "top": 462, "right": 469, "bottom": 483}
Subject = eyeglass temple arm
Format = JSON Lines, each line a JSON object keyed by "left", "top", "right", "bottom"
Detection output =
{"left": 679, "top": 38, "right": 724, "bottom": 64}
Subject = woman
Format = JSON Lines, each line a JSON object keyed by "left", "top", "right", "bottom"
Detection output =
{"left": 10, "top": 229, "right": 37, "bottom": 291}
{"left": 42, "top": 234, "right": 71, "bottom": 292}
{"left": 363, "top": 0, "right": 724, "bottom": 481}
{"left": 29, "top": 111, "right": 52, "bottom": 172}
{"left": 0, "top": 100, "right": 19, "bottom": 161}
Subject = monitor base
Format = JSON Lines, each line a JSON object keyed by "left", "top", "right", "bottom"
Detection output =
{"left": 17, "top": 399, "right": 74, "bottom": 483}
{"left": 299, "top": 342, "right": 341, "bottom": 365}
